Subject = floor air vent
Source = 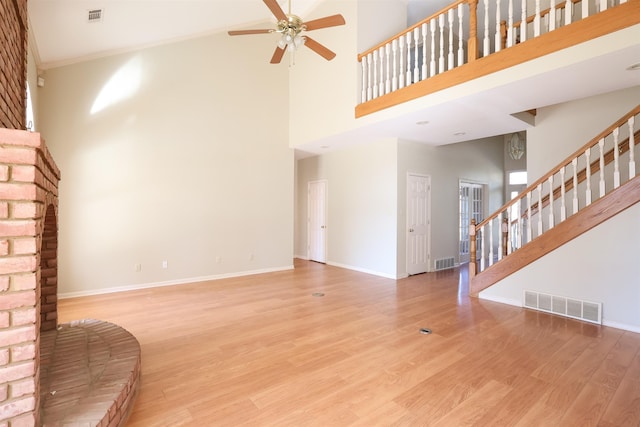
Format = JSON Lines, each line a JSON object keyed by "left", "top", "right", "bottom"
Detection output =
{"left": 434, "top": 257, "right": 455, "bottom": 271}
{"left": 88, "top": 9, "right": 103, "bottom": 23}
{"left": 523, "top": 290, "right": 602, "bottom": 324}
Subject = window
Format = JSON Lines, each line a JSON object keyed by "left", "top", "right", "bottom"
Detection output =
{"left": 509, "top": 171, "right": 527, "bottom": 185}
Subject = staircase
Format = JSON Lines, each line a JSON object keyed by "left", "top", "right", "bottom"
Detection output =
{"left": 469, "top": 105, "right": 640, "bottom": 295}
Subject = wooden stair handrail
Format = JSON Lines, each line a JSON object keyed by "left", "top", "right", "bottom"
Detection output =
{"left": 476, "top": 104, "right": 640, "bottom": 230}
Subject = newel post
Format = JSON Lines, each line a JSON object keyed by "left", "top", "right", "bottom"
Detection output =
{"left": 467, "top": 0, "right": 479, "bottom": 61}
{"left": 469, "top": 218, "right": 477, "bottom": 279}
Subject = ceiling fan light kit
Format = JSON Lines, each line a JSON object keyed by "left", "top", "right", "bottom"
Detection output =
{"left": 228, "top": 0, "right": 345, "bottom": 64}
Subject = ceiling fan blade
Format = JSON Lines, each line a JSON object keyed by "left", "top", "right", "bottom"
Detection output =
{"left": 304, "top": 14, "right": 346, "bottom": 31}
{"left": 228, "top": 29, "right": 273, "bottom": 36}
{"left": 303, "top": 36, "right": 336, "bottom": 61}
{"left": 270, "top": 45, "right": 287, "bottom": 64}
{"left": 263, "top": 0, "right": 287, "bottom": 21}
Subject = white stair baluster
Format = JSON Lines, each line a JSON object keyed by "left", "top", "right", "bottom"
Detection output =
{"left": 520, "top": 0, "right": 527, "bottom": 42}
{"left": 560, "top": 166, "right": 566, "bottom": 221}
{"left": 505, "top": 209, "right": 512, "bottom": 255}
{"left": 421, "top": 23, "right": 428, "bottom": 80}
{"left": 549, "top": 0, "right": 556, "bottom": 31}
{"left": 448, "top": 9, "right": 455, "bottom": 70}
{"left": 534, "top": 0, "right": 541, "bottom": 36}
{"left": 439, "top": 14, "right": 445, "bottom": 73}
{"left": 572, "top": 158, "right": 579, "bottom": 214}
{"left": 548, "top": 175, "right": 554, "bottom": 228}
{"left": 392, "top": 40, "right": 398, "bottom": 92}
{"left": 413, "top": 28, "right": 420, "bottom": 84}
{"left": 406, "top": 33, "right": 412, "bottom": 85}
{"left": 600, "top": 0, "right": 608, "bottom": 12}
{"left": 372, "top": 51, "right": 379, "bottom": 99}
{"left": 526, "top": 191, "right": 532, "bottom": 243}
{"left": 599, "top": 138, "right": 606, "bottom": 197}
{"left": 398, "top": 36, "right": 405, "bottom": 89}
{"left": 613, "top": 127, "right": 620, "bottom": 188}
{"left": 516, "top": 199, "right": 522, "bottom": 250}
{"left": 498, "top": 216, "right": 504, "bottom": 261}
{"left": 361, "top": 56, "right": 367, "bottom": 103}
{"left": 629, "top": 116, "right": 636, "bottom": 178}
{"left": 384, "top": 43, "right": 391, "bottom": 95}
{"left": 488, "top": 220, "right": 494, "bottom": 266}
{"left": 366, "top": 54, "right": 372, "bottom": 101}
{"left": 378, "top": 48, "right": 385, "bottom": 96}
{"left": 537, "top": 184, "right": 543, "bottom": 236}
{"left": 582, "top": 0, "right": 589, "bottom": 20}
{"left": 495, "top": 0, "right": 502, "bottom": 52}
{"left": 507, "top": 0, "right": 514, "bottom": 47}
{"left": 565, "top": 0, "right": 573, "bottom": 26}
{"left": 458, "top": 4, "right": 465, "bottom": 65}
{"left": 585, "top": 147, "right": 592, "bottom": 206}
{"left": 430, "top": 19, "right": 437, "bottom": 76}
{"left": 484, "top": 0, "right": 490, "bottom": 56}
{"left": 480, "top": 224, "right": 486, "bottom": 272}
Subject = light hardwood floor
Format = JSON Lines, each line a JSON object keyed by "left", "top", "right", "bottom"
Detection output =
{"left": 58, "top": 260, "right": 640, "bottom": 426}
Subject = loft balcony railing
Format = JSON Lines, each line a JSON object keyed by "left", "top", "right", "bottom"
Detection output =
{"left": 356, "top": 0, "right": 638, "bottom": 117}
{"left": 469, "top": 105, "right": 640, "bottom": 293}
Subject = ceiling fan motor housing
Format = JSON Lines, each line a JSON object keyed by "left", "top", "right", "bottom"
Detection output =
{"left": 278, "top": 14, "right": 305, "bottom": 36}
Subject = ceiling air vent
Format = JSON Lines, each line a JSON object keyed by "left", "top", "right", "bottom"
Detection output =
{"left": 87, "top": 9, "right": 103, "bottom": 23}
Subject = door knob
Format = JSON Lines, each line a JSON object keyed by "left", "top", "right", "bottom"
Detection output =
{"left": 409, "top": 228, "right": 414, "bottom": 232}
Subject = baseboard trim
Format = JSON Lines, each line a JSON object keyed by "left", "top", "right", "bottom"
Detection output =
{"left": 477, "top": 293, "right": 522, "bottom": 307}
{"left": 326, "top": 261, "right": 399, "bottom": 280}
{"left": 602, "top": 320, "right": 640, "bottom": 334}
{"left": 59, "top": 265, "right": 295, "bottom": 299}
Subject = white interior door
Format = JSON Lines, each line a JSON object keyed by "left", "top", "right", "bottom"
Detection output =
{"left": 459, "top": 181, "right": 484, "bottom": 263}
{"left": 308, "top": 180, "right": 327, "bottom": 263}
{"left": 407, "top": 174, "right": 431, "bottom": 275}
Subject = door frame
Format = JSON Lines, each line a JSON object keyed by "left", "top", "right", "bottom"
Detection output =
{"left": 307, "top": 179, "right": 328, "bottom": 263}
{"left": 458, "top": 179, "right": 487, "bottom": 264}
{"left": 406, "top": 173, "right": 432, "bottom": 275}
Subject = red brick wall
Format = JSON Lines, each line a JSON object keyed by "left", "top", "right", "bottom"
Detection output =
{"left": 0, "top": 0, "right": 28, "bottom": 129}
{"left": 0, "top": 128, "right": 60, "bottom": 426}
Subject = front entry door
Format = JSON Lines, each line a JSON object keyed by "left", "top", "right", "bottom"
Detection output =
{"left": 407, "top": 174, "right": 431, "bottom": 275}
{"left": 308, "top": 180, "right": 327, "bottom": 263}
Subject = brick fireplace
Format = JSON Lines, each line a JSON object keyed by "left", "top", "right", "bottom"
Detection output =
{"left": 0, "top": 128, "right": 60, "bottom": 425}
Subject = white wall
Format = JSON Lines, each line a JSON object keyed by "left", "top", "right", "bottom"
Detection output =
{"left": 38, "top": 32, "right": 294, "bottom": 296}
{"left": 397, "top": 137, "right": 504, "bottom": 275}
{"left": 527, "top": 86, "right": 640, "bottom": 182}
{"left": 289, "top": 0, "right": 407, "bottom": 148}
{"left": 481, "top": 88, "right": 640, "bottom": 331}
{"left": 296, "top": 138, "right": 398, "bottom": 278}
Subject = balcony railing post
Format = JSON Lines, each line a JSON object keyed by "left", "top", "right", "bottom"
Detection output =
{"left": 468, "top": 0, "right": 479, "bottom": 61}
{"left": 469, "top": 219, "right": 477, "bottom": 278}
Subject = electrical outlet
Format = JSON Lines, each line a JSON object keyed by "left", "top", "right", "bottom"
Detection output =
{"left": 162, "top": 260, "right": 168, "bottom": 269}
{"left": 249, "top": 253, "right": 254, "bottom": 261}
{"left": 216, "top": 256, "right": 222, "bottom": 263}
{"left": 135, "top": 263, "right": 141, "bottom": 272}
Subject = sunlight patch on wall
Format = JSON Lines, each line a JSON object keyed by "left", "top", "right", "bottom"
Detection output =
{"left": 91, "top": 57, "right": 142, "bottom": 115}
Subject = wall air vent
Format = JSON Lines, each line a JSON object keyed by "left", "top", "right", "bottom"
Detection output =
{"left": 523, "top": 290, "right": 602, "bottom": 324}
{"left": 88, "top": 9, "right": 103, "bottom": 23}
{"left": 434, "top": 257, "right": 455, "bottom": 271}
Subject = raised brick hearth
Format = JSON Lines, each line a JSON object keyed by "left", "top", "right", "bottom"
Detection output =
{"left": 0, "top": 129, "right": 140, "bottom": 426}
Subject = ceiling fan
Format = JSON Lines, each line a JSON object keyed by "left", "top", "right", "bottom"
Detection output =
{"left": 228, "top": 0, "right": 345, "bottom": 64}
